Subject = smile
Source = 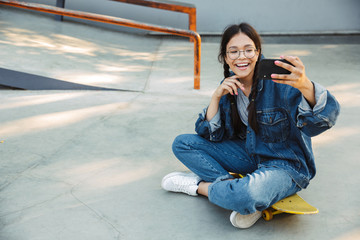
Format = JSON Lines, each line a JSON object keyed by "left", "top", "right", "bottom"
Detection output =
{"left": 235, "top": 63, "right": 250, "bottom": 69}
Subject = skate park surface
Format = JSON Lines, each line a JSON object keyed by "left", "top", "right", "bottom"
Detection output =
{"left": 0, "top": 7, "right": 359, "bottom": 240}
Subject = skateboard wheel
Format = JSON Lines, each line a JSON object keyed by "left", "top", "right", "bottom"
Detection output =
{"left": 262, "top": 209, "right": 273, "bottom": 221}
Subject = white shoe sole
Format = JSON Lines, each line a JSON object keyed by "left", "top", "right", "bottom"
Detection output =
{"left": 161, "top": 172, "right": 184, "bottom": 190}
{"left": 230, "top": 211, "right": 262, "bottom": 229}
{"left": 161, "top": 171, "right": 200, "bottom": 196}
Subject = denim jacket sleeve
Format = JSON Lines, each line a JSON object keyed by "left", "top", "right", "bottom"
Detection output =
{"left": 195, "top": 95, "right": 233, "bottom": 141}
{"left": 195, "top": 107, "right": 225, "bottom": 141}
{"left": 295, "top": 82, "right": 340, "bottom": 137}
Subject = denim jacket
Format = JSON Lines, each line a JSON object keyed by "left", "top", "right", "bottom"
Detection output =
{"left": 195, "top": 78, "right": 340, "bottom": 189}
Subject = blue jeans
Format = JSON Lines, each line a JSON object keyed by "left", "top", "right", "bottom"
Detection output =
{"left": 172, "top": 134, "right": 301, "bottom": 215}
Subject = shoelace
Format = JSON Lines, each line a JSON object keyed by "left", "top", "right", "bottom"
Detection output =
{"left": 173, "top": 177, "right": 197, "bottom": 194}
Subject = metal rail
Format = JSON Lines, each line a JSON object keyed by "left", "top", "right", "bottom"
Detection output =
{"left": 0, "top": 0, "right": 201, "bottom": 89}
{"left": 110, "top": 0, "right": 196, "bottom": 32}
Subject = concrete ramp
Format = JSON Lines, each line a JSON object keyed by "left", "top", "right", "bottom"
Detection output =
{"left": 0, "top": 67, "right": 120, "bottom": 91}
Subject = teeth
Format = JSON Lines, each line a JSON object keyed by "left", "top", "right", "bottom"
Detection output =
{"left": 237, "top": 63, "right": 248, "bottom": 67}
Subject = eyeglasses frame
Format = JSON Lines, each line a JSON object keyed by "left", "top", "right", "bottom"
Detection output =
{"left": 226, "top": 47, "right": 258, "bottom": 60}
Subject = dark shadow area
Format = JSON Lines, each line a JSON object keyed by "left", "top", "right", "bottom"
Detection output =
{"left": 0, "top": 84, "right": 24, "bottom": 90}
{"left": 0, "top": 67, "right": 127, "bottom": 91}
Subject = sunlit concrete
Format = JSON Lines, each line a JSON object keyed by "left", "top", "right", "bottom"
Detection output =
{"left": 0, "top": 6, "right": 360, "bottom": 240}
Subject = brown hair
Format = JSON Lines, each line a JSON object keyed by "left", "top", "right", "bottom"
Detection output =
{"left": 218, "top": 23, "right": 262, "bottom": 134}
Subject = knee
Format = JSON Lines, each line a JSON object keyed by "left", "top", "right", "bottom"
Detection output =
{"left": 209, "top": 179, "right": 270, "bottom": 214}
{"left": 230, "top": 182, "right": 269, "bottom": 214}
{"left": 241, "top": 187, "right": 269, "bottom": 214}
{"left": 172, "top": 134, "right": 198, "bottom": 153}
{"left": 172, "top": 134, "right": 185, "bottom": 148}
{"left": 172, "top": 134, "right": 186, "bottom": 153}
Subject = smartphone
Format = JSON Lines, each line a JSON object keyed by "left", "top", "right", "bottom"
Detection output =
{"left": 258, "top": 59, "right": 293, "bottom": 79}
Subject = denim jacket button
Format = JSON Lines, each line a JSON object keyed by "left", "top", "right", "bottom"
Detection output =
{"left": 303, "top": 122, "right": 308, "bottom": 126}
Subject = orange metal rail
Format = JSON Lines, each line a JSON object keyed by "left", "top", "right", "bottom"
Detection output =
{"left": 0, "top": 0, "right": 201, "bottom": 89}
{"left": 110, "top": 0, "right": 196, "bottom": 32}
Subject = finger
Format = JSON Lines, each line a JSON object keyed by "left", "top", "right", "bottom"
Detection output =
{"left": 224, "top": 78, "right": 242, "bottom": 95}
{"left": 227, "top": 75, "right": 245, "bottom": 90}
{"left": 274, "top": 59, "right": 295, "bottom": 73}
{"left": 271, "top": 74, "right": 298, "bottom": 88}
{"left": 231, "top": 81, "right": 244, "bottom": 93}
{"left": 237, "top": 83, "right": 246, "bottom": 92}
{"left": 228, "top": 75, "right": 240, "bottom": 80}
{"left": 222, "top": 81, "right": 238, "bottom": 95}
{"left": 224, "top": 80, "right": 238, "bottom": 95}
{"left": 280, "top": 55, "right": 304, "bottom": 68}
{"left": 271, "top": 79, "right": 295, "bottom": 86}
{"left": 279, "top": 57, "right": 305, "bottom": 78}
{"left": 224, "top": 85, "right": 236, "bottom": 95}
{"left": 271, "top": 73, "right": 293, "bottom": 80}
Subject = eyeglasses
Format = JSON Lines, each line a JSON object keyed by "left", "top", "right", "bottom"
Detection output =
{"left": 226, "top": 47, "right": 257, "bottom": 60}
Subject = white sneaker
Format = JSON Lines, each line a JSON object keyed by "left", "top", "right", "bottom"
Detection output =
{"left": 230, "top": 210, "right": 262, "bottom": 229}
{"left": 161, "top": 172, "right": 202, "bottom": 196}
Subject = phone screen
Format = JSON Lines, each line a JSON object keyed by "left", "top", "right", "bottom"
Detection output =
{"left": 258, "top": 59, "right": 292, "bottom": 79}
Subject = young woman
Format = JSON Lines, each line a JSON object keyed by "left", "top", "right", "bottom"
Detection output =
{"left": 161, "top": 23, "right": 340, "bottom": 228}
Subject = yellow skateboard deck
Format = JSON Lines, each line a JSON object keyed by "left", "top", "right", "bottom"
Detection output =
{"left": 262, "top": 194, "right": 319, "bottom": 221}
{"left": 229, "top": 172, "right": 318, "bottom": 221}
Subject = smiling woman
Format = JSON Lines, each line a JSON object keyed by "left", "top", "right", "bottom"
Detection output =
{"left": 216, "top": 23, "right": 262, "bottom": 135}
{"left": 224, "top": 35, "right": 259, "bottom": 86}
{"left": 161, "top": 22, "right": 340, "bottom": 229}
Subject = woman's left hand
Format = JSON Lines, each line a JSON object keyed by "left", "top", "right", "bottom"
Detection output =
{"left": 270, "top": 56, "right": 308, "bottom": 89}
{"left": 271, "top": 55, "right": 316, "bottom": 107}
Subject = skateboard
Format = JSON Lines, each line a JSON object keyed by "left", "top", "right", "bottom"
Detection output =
{"left": 262, "top": 193, "right": 319, "bottom": 221}
{"left": 229, "top": 172, "right": 318, "bottom": 221}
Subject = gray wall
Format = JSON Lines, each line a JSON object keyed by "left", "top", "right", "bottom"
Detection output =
{"left": 21, "top": 0, "right": 360, "bottom": 35}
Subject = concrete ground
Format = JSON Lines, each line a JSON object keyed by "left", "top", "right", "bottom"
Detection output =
{"left": 0, "top": 6, "right": 360, "bottom": 240}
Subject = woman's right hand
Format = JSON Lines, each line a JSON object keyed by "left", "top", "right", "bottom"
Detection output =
{"left": 213, "top": 75, "right": 245, "bottom": 99}
{"left": 206, "top": 75, "right": 244, "bottom": 121}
